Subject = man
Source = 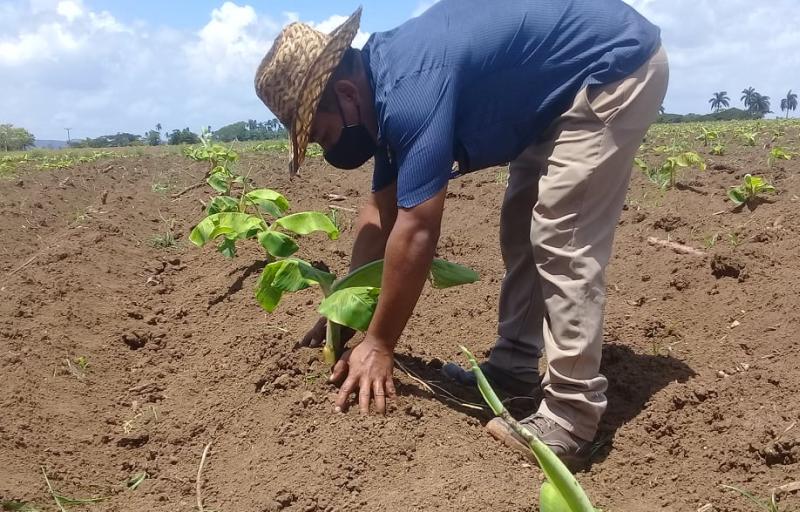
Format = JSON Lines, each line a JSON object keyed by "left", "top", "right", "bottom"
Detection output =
{"left": 254, "top": 0, "right": 667, "bottom": 470}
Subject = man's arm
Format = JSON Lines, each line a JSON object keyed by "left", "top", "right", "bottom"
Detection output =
{"left": 349, "top": 181, "right": 398, "bottom": 270}
{"left": 332, "top": 184, "right": 447, "bottom": 414}
{"left": 299, "top": 182, "right": 398, "bottom": 348}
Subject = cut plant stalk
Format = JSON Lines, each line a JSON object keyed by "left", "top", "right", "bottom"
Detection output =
{"left": 460, "top": 346, "right": 596, "bottom": 512}
{"left": 323, "top": 320, "right": 341, "bottom": 366}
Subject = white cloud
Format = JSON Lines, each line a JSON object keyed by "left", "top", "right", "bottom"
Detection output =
{"left": 0, "top": 2, "right": 378, "bottom": 140}
{"left": 56, "top": 0, "right": 82, "bottom": 22}
{"left": 624, "top": 0, "right": 800, "bottom": 115}
{"left": 310, "top": 14, "right": 370, "bottom": 49}
{"left": 185, "top": 2, "right": 278, "bottom": 84}
{"left": 6, "top": 0, "right": 796, "bottom": 142}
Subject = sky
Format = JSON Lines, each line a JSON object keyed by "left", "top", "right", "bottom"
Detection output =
{"left": 1, "top": 0, "right": 799, "bottom": 141}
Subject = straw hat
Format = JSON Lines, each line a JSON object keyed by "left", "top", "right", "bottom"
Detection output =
{"left": 254, "top": 7, "right": 362, "bottom": 176}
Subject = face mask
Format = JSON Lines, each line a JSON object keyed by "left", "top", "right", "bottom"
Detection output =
{"left": 324, "top": 97, "right": 377, "bottom": 170}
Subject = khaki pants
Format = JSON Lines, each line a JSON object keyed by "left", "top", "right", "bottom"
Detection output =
{"left": 488, "top": 46, "right": 669, "bottom": 441}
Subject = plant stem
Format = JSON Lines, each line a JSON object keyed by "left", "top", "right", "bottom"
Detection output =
{"left": 323, "top": 320, "right": 341, "bottom": 366}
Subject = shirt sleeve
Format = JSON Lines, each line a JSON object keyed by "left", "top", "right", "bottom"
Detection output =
{"left": 371, "top": 145, "right": 397, "bottom": 193}
{"left": 380, "top": 69, "right": 457, "bottom": 208}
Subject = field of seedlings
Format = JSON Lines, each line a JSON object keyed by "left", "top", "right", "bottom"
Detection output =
{"left": 1, "top": 119, "right": 799, "bottom": 512}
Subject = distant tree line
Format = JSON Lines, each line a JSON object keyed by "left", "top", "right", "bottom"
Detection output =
{"left": 65, "top": 118, "right": 287, "bottom": 148}
{"left": 0, "top": 124, "right": 35, "bottom": 151}
{"left": 657, "top": 108, "right": 758, "bottom": 124}
{"left": 69, "top": 132, "right": 144, "bottom": 148}
{"left": 706, "top": 87, "right": 798, "bottom": 118}
{"left": 212, "top": 119, "right": 287, "bottom": 142}
{"left": 659, "top": 87, "right": 797, "bottom": 123}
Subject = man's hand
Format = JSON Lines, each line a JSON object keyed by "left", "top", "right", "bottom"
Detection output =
{"left": 330, "top": 336, "right": 397, "bottom": 414}
{"left": 298, "top": 317, "right": 355, "bottom": 348}
{"left": 327, "top": 185, "right": 447, "bottom": 415}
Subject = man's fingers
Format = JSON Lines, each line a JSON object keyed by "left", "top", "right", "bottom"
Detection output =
{"left": 335, "top": 376, "right": 357, "bottom": 413}
{"left": 329, "top": 359, "right": 347, "bottom": 385}
{"left": 385, "top": 377, "right": 397, "bottom": 399}
{"left": 329, "top": 350, "right": 351, "bottom": 384}
{"left": 308, "top": 320, "right": 326, "bottom": 347}
{"left": 299, "top": 318, "right": 326, "bottom": 348}
{"left": 358, "top": 378, "right": 372, "bottom": 415}
{"left": 372, "top": 380, "right": 386, "bottom": 415}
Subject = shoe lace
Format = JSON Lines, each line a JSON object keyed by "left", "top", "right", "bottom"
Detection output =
{"left": 519, "top": 413, "right": 556, "bottom": 432}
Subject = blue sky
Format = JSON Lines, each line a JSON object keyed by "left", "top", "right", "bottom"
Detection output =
{"left": 1, "top": 0, "right": 799, "bottom": 141}
{"left": 93, "top": 1, "right": 418, "bottom": 32}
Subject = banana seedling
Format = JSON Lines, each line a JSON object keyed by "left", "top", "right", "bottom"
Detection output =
{"left": 640, "top": 151, "right": 705, "bottom": 189}
{"left": 257, "top": 259, "right": 479, "bottom": 365}
{"left": 767, "top": 147, "right": 791, "bottom": 167}
{"left": 186, "top": 129, "right": 478, "bottom": 365}
{"left": 695, "top": 127, "right": 719, "bottom": 147}
{"left": 727, "top": 174, "right": 776, "bottom": 207}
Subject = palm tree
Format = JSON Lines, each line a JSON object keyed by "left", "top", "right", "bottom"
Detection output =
{"left": 741, "top": 87, "right": 757, "bottom": 109}
{"left": 780, "top": 90, "right": 798, "bottom": 119}
{"left": 709, "top": 91, "right": 730, "bottom": 112}
{"left": 749, "top": 93, "right": 771, "bottom": 118}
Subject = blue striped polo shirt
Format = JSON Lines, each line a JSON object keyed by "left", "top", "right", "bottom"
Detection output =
{"left": 361, "top": 0, "right": 661, "bottom": 208}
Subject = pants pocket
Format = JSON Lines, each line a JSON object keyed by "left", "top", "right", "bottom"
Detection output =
{"left": 583, "top": 78, "right": 629, "bottom": 125}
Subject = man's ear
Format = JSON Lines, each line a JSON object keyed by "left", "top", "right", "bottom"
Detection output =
{"left": 333, "top": 79, "right": 360, "bottom": 105}
{"left": 333, "top": 80, "right": 361, "bottom": 123}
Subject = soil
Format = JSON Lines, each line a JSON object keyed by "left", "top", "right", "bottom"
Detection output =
{"left": 1, "top": 135, "right": 799, "bottom": 512}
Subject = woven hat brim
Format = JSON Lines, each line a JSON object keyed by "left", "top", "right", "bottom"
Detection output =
{"left": 290, "top": 7, "right": 362, "bottom": 176}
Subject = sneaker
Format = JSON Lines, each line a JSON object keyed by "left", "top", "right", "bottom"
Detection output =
{"left": 441, "top": 361, "right": 541, "bottom": 405}
{"left": 485, "top": 413, "right": 592, "bottom": 472}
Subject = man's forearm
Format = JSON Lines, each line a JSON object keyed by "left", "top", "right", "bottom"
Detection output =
{"left": 349, "top": 183, "right": 398, "bottom": 271}
{"left": 366, "top": 213, "right": 441, "bottom": 350}
{"left": 350, "top": 204, "right": 389, "bottom": 270}
{"left": 366, "top": 186, "right": 447, "bottom": 349}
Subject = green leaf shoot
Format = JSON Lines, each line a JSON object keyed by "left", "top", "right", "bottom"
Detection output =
{"left": 244, "top": 188, "right": 290, "bottom": 217}
{"left": 257, "top": 231, "right": 299, "bottom": 257}
{"left": 275, "top": 211, "right": 340, "bottom": 240}
{"left": 318, "top": 286, "right": 381, "bottom": 332}
{"left": 429, "top": 259, "right": 480, "bottom": 288}
{"left": 331, "top": 260, "right": 385, "bottom": 291}
{"left": 207, "top": 195, "right": 240, "bottom": 215}
{"left": 727, "top": 174, "right": 776, "bottom": 206}
{"left": 189, "top": 212, "right": 265, "bottom": 247}
{"left": 255, "top": 259, "right": 335, "bottom": 312}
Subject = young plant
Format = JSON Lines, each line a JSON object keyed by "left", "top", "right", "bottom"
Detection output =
{"left": 185, "top": 131, "right": 242, "bottom": 194}
{"left": 257, "top": 258, "right": 478, "bottom": 365}
{"left": 695, "top": 127, "right": 719, "bottom": 147}
{"left": 460, "top": 346, "right": 597, "bottom": 512}
{"left": 151, "top": 215, "right": 178, "bottom": 249}
{"left": 767, "top": 147, "right": 791, "bottom": 167}
{"left": 633, "top": 157, "right": 649, "bottom": 175}
{"left": 741, "top": 132, "right": 758, "bottom": 147}
{"left": 187, "top": 132, "right": 339, "bottom": 259}
{"left": 187, "top": 131, "right": 477, "bottom": 366}
{"left": 646, "top": 152, "right": 706, "bottom": 189}
{"left": 727, "top": 174, "right": 776, "bottom": 207}
{"left": 710, "top": 144, "right": 725, "bottom": 156}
